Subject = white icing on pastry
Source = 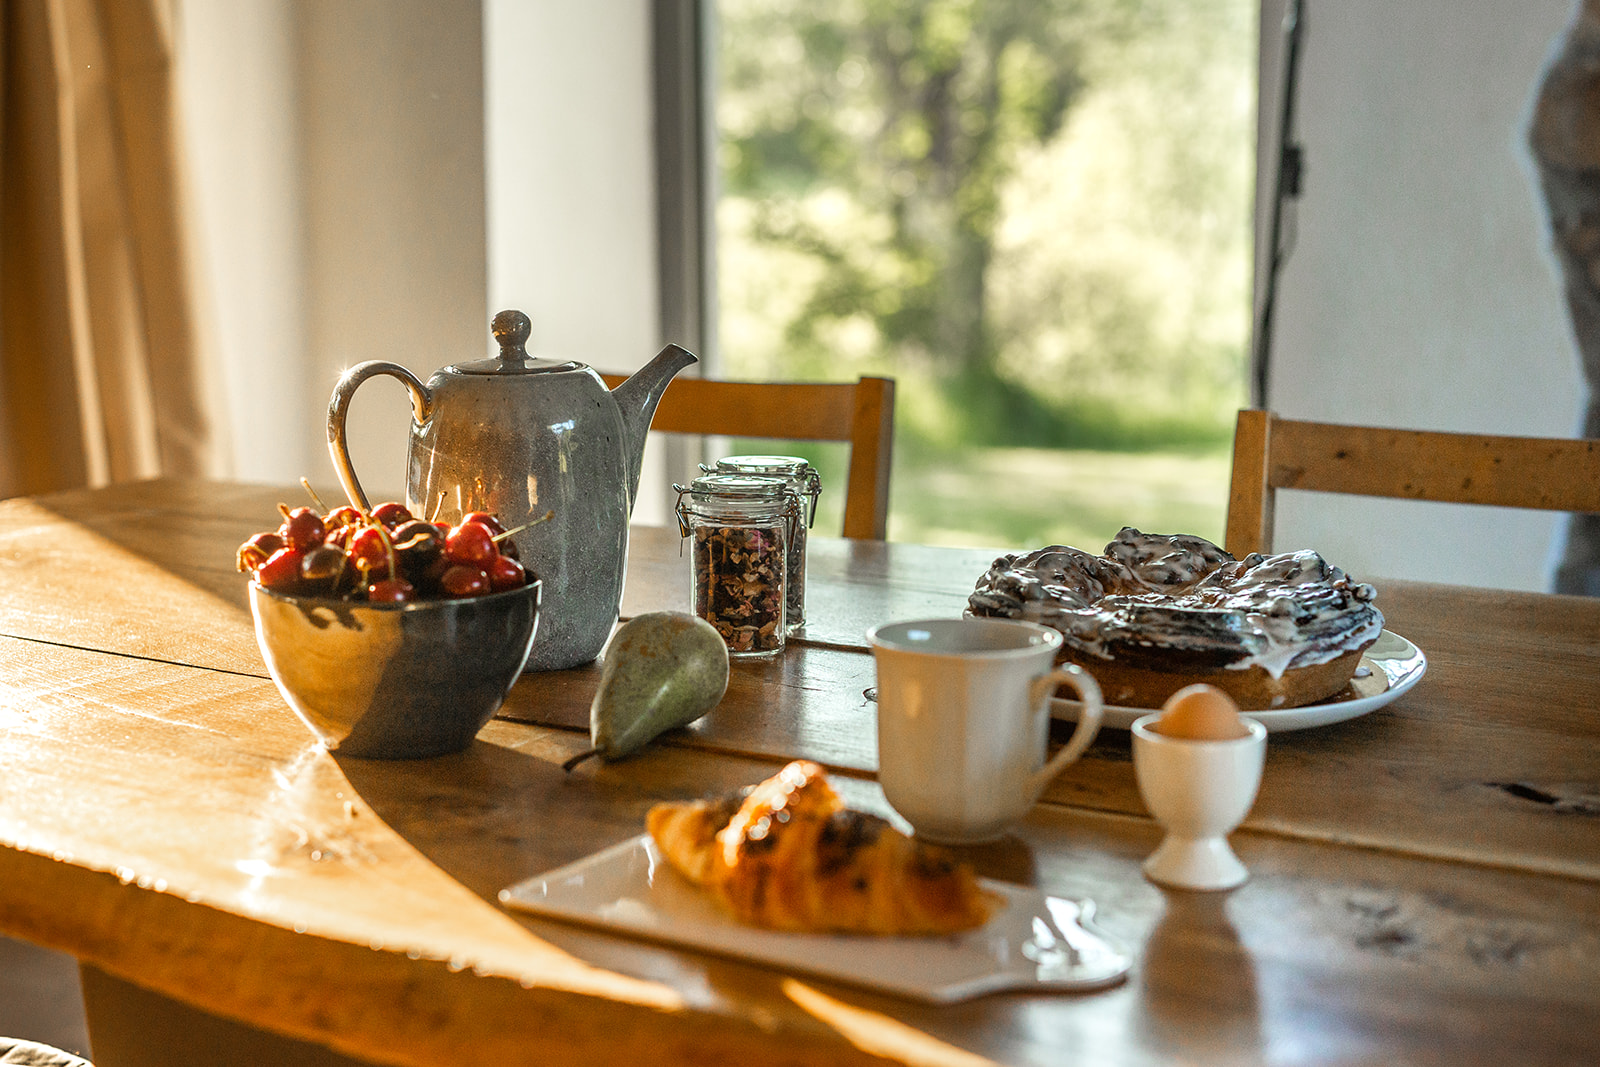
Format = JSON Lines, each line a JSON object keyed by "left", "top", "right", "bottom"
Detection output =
{"left": 967, "top": 528, "right": 1384, "bottom": 678}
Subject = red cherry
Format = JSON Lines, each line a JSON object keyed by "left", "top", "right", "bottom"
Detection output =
{"left": 445, "top": 521, "right": 498, "bottom": 566}
{"left": 372, "top": 501, "right": 413, "bottom": 528}
{"left": 324, "top": 505, "right": 362, "bottom": 530}
{"left": 300, "top": 544, "right": 345, "bottom": 578}
{"left": 256, "top": 547, "right": 305, "bottom": 591}
{"left": 281, "top": 506, "right": 326, "bottom": 551}
{"left": 462, "top": 510, "right": 506, "bottom": 535}
{"left": 347, "top": 525, "right": 391, "bottom": 577}
{"left": 440, "top": 564, "right": 490, "bottom": 598}
{"left": 392, "top": 519, "right": 444, "bottom": 548}
{"left": 366, "top": 577, "right": 415, "bottom": 603}
{"left": 487, "top": 554, "right": 526, "bottom": 592}
{"left": 236, "top": 531, "right": 285, "bottom": 573}
{"left": 415, "top": 554, "right": 452, "bottom": 596}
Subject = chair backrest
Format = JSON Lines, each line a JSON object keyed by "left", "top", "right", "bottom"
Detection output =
{"left": 600, "top": 373, "right": 895, "bottom": 539}
{"left": 1225, "top": 408, "right": 1600, "bottom": 558}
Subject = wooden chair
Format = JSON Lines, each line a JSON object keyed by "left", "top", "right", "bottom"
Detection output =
{"left": 600, "top": 373, "right": 896, "bottom": 539}
{"left": 1224, "top": 408, "right": 1600, "bottom": 558}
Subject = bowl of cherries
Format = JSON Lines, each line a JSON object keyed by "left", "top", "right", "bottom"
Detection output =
{"left": 240, "top": 497, "right": 542, "bottom": 759}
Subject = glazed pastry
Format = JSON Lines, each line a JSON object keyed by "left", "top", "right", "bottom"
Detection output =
{"left": 968, "top": 528, "right": 1384, "bottom": 710}
{"left": 645, "top": 790, "right": 747, "bottom": 886}
{"left": 647, "top": 761, "right": 996, "bottom": 936}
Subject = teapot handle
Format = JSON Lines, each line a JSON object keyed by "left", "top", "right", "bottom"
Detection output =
{"left": 326, "top": 361, "right": 432, "bottom": 513}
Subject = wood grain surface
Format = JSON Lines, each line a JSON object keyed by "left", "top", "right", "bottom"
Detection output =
{"left": 0, "top": 480, "right": 1597, "bottom": 1066}
{"left": 1224, "top": 409, "right": 1600, "bottom": 556}
{"left": 2, "top": 638, "right": 1596, "bottom": 1067}
{"left": 4, "top": 481, "right": 1591, "bottom": 878}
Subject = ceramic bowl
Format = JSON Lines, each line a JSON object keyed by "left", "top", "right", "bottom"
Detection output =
{"left": 249, "top": 580, "right": 541, "bottom": 759}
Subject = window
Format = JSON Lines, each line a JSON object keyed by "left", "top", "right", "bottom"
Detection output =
{"left": 682, "top": 0, "right": 1254, "bottom": 548}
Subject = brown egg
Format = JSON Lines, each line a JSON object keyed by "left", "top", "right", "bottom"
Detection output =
{"left": 1155, "top": 684, "right": 1251, "bottom": 740}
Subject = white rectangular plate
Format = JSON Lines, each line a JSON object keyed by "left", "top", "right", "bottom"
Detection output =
{"left": 499, "top": 835, "right": 1130, "bottom": 1004}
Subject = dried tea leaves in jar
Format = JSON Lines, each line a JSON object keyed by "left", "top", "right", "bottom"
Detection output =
{"left": 676, "top": 474, "right": 800, "bottom": 657}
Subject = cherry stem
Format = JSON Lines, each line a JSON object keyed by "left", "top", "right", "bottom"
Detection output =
{"left": 560, "top": 747, "right": 600, "bottom": 773}
{"left": 494, "top": 510, "right": 555, "bottom": 543}
{"left": 301, "top": 478, "right": 329, "bottom": 513}
{"left": 374, "top": 520, "right": 398, "bottom": 581}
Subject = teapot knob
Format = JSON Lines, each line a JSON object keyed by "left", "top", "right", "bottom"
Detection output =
{"left": 492, "top": 309, "right": 532, "bottom": 360}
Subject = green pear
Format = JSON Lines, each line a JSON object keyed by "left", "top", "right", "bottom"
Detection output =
{"left": 562, "top": 612, "right": 730, "bottom": 770}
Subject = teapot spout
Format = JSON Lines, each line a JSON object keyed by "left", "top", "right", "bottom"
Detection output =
{"left": 611, "top": 343, "right": 698, "bottom": 507}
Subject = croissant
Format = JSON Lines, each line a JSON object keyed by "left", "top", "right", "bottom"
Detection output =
{"left": 647, "top": 760, "right": 997, "bottom": 936}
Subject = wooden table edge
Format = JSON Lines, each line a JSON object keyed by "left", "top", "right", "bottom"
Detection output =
{"left": 0, "top": 845, "right": 909, "bottom": 1067}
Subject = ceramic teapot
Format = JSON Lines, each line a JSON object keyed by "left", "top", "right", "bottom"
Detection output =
{"left": 326, "top": 309, "right": 696, "bottom": 670}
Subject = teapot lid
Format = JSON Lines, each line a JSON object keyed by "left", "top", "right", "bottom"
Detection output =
{"left": 450, "top": 310, "right": 584, "bottom": 375}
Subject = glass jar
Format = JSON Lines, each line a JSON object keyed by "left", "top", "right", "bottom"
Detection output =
{"left": 674, "top": 474, "right": 800, "bottom": 657}
{"left": 702, "top": 455, "right": 821, "bottom": 631}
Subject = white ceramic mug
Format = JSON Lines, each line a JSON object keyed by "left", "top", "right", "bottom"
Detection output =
{"left": 868, "top": 617, "right": 1104, "bottom": 844}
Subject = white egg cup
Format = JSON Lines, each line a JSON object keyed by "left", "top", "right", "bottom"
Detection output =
{"left": 1130, "top": 714, "right": 1267, "bottom": 891}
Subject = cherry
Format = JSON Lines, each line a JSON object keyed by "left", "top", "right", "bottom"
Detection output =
{"left": 390, "top": 520, "right": 441, "bottom": 580}
{"left": 242, "top": 498, "right": 532, "bottom": 604}
{"left": 416, "top": 554, "right": 453, "bottom": 595}
{"left": 372, "top": 501, "right": 412, "bottom": 528}
{"left": 487, "top": 554, "right": 526, "bottom": 592}
{"left": 236, "top": 531, "right": 284, "bottom": 573}
{"left": 445, "top": 521, "right": 498, "bottom": 566}
{"left": 279, "top": 506, "right": 326, "bottom": 551}
{"left": 462, "top": 510, "right": 506, "bottom": 535}
{"left": 299, "top": 545, "right": 348, "bottom": 593}
{"left": 367, "top": 577, "right": 415, "bottom": 603}
{"left": 440, "top": 564, "right": 490, "bottom": 598}
{"left": 256, "top": 547, "right": 305, "bottom": 591}
{"left": 392, "top": 519, "right": 443, "bottom": 555}
{"left": 324, "top": 505, "right": 362, "bottom": 530}
{"left": 347, "top": 525, "right": 392, "bottom": 578}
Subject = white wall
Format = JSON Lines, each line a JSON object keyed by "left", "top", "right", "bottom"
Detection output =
{"left": 180, "top": 1, "right": 675, "bottom": 520}
{"left": 482, "top": 0, "right": 671, "bottom": 522}
{"left": 1256, "top": 0, "right": 1584, "bottom": 590}
{"left": 299, "top": 1, "right": 489, "bottom": 504}
{"left": 179, "top": 0, "right": 488, "bottom": 507}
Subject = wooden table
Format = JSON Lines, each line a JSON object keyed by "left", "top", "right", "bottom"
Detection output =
{"left": 0, "top": 479, "right": 1596, "bottom": 1066}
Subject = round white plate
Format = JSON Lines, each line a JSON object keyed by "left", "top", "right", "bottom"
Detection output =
{"left": 1050, "top": 629, "right": 1426, "bottom": 733}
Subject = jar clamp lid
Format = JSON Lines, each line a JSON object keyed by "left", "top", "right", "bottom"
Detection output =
{"left": 674, "top": 473, "right": 803, "bottom": 537}
{"left": 702, "top": 455, "right": 822, "bottom": 527}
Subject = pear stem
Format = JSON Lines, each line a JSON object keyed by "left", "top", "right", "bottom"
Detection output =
{"left": 561, "top": 747, "right": 600, "bottom": 773}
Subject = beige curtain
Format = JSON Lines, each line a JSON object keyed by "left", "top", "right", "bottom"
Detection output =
{"left": 0, "top": 0, "right": 224, "bottom": 500}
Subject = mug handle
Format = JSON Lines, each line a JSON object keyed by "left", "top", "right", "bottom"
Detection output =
{"left": 1027, "top": 663, "right": 1104, "bottom": 796}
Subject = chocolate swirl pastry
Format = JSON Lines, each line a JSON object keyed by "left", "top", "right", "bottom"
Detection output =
{"left": 968, "top": 528, "right": 1384, "bottom": 710}
{"left": 647, "top": 760, "right": 996, "bottom": 934}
